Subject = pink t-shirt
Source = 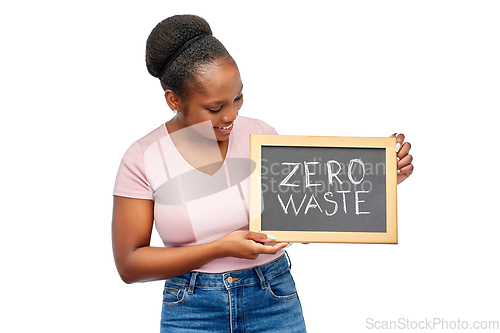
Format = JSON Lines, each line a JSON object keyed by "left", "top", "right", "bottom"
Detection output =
{"left": 113, "top": 116, "right": 284, "bottom": 273}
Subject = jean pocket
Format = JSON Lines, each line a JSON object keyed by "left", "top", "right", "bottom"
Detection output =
{"left": 266, "top": 271, "right": 298, "bottom": 301}
{"left": 162, "top": 283, "right": 188, "bottom": 307}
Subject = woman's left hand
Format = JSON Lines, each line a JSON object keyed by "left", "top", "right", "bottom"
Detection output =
{"left": 393, "top": 133, "right": 413, "bottom": 184}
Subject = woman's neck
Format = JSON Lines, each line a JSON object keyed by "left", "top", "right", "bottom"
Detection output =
{"left": 166, "top": 120, "right": 230, "bottom": 175}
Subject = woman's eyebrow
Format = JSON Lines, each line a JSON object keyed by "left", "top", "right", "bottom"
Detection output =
{"left": 207, "top": 85, "right": 244, "bottom": 104}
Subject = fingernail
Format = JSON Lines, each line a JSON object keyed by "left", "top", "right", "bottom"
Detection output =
{"left": 395, "top": 143, "right": 401, "bottom": 153}
{"left": 397, "top": 157, "right": 400, "bottom": 162}
{"left": 397, "top": 169, "right": 401, "bottom": 174}
{"left": 266, "top": 234, "right": 277, "bottom": 240}
{"left": 390, "top": 133, "right": 397, "bottom": 137}
{"left": 285, "top": 243, "right": 293, "bottom": 248}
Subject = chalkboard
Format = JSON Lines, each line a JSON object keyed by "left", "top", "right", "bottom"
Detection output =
{"left": 249, "top": 135, "right": 398, "bottom": 244}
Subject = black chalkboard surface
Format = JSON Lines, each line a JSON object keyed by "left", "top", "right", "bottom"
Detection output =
{"left": 249, "top": 135, "right": 398, "bottom": 244}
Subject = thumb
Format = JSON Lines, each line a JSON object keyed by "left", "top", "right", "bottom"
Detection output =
{"left": 247, "top": 232, "right": 276, "bottom": 243}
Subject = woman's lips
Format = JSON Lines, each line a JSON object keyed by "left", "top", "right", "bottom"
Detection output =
{"left": 214, "top": 123, "right": 234, "bottom": 133}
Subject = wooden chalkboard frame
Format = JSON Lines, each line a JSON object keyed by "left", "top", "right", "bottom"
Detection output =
{"left": 249, "top": 135, "right": 398, "bottom": 244}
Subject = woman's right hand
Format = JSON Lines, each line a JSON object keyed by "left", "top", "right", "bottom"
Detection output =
{"left": 213, "top": 231, "right": 289, "bottom": 260}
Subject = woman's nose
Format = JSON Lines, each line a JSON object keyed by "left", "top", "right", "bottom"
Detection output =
{"left": 222, "top": 105, "right": 238, "bottom": 122}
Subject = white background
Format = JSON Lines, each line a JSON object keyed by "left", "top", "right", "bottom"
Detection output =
{"left": 1, "top": 1, "right": 499, "bottom": 332}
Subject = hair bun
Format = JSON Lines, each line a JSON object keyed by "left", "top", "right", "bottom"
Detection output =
{"left": 146, "top": 15, "right": 212, "bottom": 78}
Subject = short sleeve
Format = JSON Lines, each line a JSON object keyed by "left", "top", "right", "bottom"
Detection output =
{"left": 257, "top": 119, "right": 279, "bottom": 135}
{"left": 113, "top": 142, "right": 154, "bottom": 200}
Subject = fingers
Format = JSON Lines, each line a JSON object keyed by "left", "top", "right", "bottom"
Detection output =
{"left": 399, "top": 163, "right": 414, "bottom": 175}
{"left": 393, "top": 132, "right": 411, "bottom": 166}
{"left": 396, "top": 133, "right": 405, "bottom": 144}
{"left": 255, "top": 241, "right": 290, "bottom": 255}
{"left": 219, "top": 231, "right": 289, "bottom": 260}
{"left": 397, "top": 154, "right": 413, "bottom": 170}
{"left": 394, "top": 133, "right": 409, "bottom": 155}
{"left": 247, "top": 231, "right": 275, "bottom": 243}
{"left": 393, "top": 133, "right": 404, "bottom": 151}
{"left": 397, "top": 150, "right": 413, "bottom": 178}
{"left": 270, "top": 242, "right": 290, "bottom": 251}
{"left": 397, "top": 163, "right": 414, "bottom": 184}
{"left": 392, "top": 133, "right": 414, "bottom": 184}
{"left": 398, "top": 142, "right": 411, "bottom": 159}
{"left": 247, "top": 232, "right": 289, "bottom": 255}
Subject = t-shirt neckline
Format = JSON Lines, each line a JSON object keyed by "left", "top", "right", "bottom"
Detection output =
{"left": 161, "top": 122, "right": 234, "bottom": 178}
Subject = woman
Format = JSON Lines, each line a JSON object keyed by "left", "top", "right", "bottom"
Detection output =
{"left": 112, "top": 15, "right": 413, "bottom": 332}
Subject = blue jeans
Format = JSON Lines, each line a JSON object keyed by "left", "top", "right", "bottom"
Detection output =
{"left": 160, "top": 254, "right": 307, "bottom": 332}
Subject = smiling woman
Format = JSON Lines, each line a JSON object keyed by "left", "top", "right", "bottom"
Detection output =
{"left": 112, "top": 14, "right": 307, "bottom": 332}
{"left": 165, "top": 60, "right": 244, "bottom": 151}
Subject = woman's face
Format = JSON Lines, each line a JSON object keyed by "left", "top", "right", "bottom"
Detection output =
{"left": 171, "top": 59, "right": 243, "bottom": 142}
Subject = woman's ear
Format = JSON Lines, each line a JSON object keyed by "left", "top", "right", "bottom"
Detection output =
{"left": 164, "top": 90, "right": 181, "bottom": 112}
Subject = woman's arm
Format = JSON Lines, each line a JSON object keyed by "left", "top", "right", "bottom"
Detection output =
{"left": 112, "top": 196, "right": 287, "bottom": 283}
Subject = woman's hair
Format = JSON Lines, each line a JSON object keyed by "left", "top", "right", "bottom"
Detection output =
{"left": 146, "top": 15, "right": 234, "bottom": 99}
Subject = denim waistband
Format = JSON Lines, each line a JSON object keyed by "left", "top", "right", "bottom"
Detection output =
{"left": 167, "top": 254, "right": 291, "bottom": 293}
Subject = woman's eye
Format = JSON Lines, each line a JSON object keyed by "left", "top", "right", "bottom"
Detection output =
{"left": 206, "top": 94, "right": 242, "bottom": 112}
{"left": 207, "top": 107, "right": 222, "bottom": 112}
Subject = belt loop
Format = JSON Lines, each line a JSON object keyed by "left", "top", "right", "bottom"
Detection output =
{"left": 188, "top": 272, "right": 199, "bottom": 295}
{"left": 254, "top": 266, "right": 267, "bottom": 290}
{"left": 285, "top": 250, "right": 292, "bottom": 270}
